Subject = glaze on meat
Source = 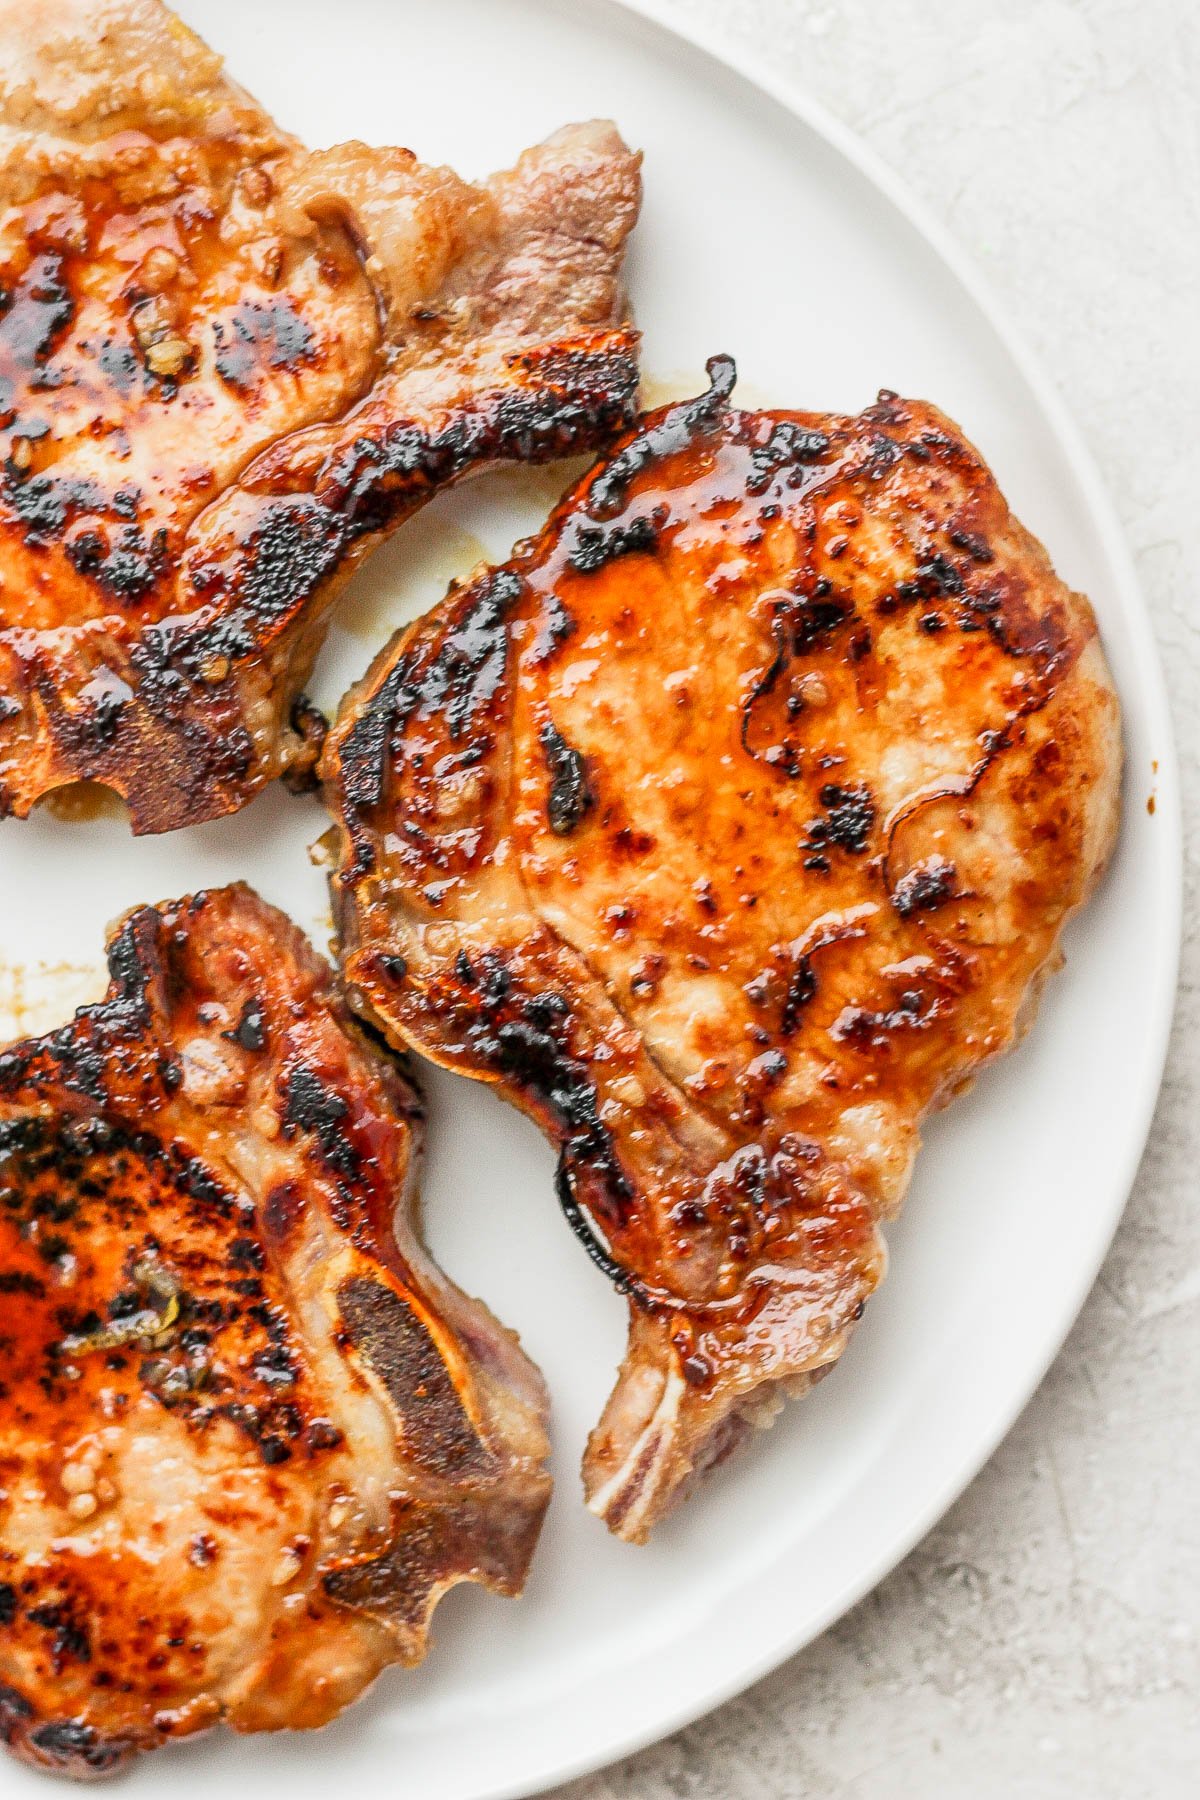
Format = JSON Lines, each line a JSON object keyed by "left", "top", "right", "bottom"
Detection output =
{"left": 0, "top": 886, "right": 550, "bottom": 1774}
{"left": 323, "top": 359, "right": 1122, "bottom": 1542}
{"left": 0, "top": 0, "right": 640, "bottom": 832}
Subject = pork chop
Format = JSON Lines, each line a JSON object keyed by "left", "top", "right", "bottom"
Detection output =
{"left": 0, "top": 884, "right": 550, "bottom": 1775}
{"left": 322, "top": 360, "right": 1122, "bottom": 1541}
{"left": 0, "top": 0, "right": 640, "bottom": 832}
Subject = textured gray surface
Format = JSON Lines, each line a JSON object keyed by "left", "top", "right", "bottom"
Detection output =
{"left": 554, "top": 3, "right": 1200, "bottom": 1796}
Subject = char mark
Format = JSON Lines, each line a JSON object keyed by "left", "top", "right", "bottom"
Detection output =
{"left": 447, "top": 961, "right": 693, "bottom": 1311}
{"left": 0, "top": 463, "right": 165, "bottom": 604}
{"left": 0, "top": 254, "right": 74, "bottom": 373}
{"left": 741, "top": 585, "right": 855, "bottom": 771}
{"left": 453, "top": 962, "right": 630, "bottom": 1213}
{"left": 803, "top": 782, "right": 874, "bottom": 857}
{"left": 895, "top": 551, "right": 966, "bottom": 604}
{"left": 213, "top": 299, "right": 315, "bottom": 388}
{"left": 281, "top": 1064, "right": 358, "bottom": 1178}
{"left": 25, "top": 1604, "right": 89, "bottom": 1672}
{"left": 789, "top": 585, "right": 855, "bottom": 654}
{"left": 833, "top": 988, "right": 933, "bottom": 1049}
{"left": 224, "top": 996, "right": 267, "bottom": 1052}
{"left": 566, "top": 509, "right": 660, "bottom": 574}
{"left": 586, "top": 353, "right": 736, "bottom": 520}
{"left": 26, "top": 1717, "right": 130, "bottom": 1776}
{"left": 745, "top": 419, "right": 830, "bottom": 494}
{"left": 335, "top": 568, "right": 522, "bottom": 879}
{"left": 540, "top": 719, "right": 593, "bottom": 835}
{"left": 183, "top": 493, "right": 344, "bottom": 668}
{"left": 948, "top": 527, "right": 994, "bottom": 564}
{"left": 891, "top": 855, "right": 958, "bottom": 917}
{"left": 781, "top": 956, "right": 817, "bottom": 1034}
{"left": 169, "top": 333, "right": 633, "bottom": 690}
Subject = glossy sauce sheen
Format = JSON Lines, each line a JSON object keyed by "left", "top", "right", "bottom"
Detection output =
{"left": 325, "top": 361, "right": 1122, "bottom": 1543}
{"left": 0, "top": 0, "right": 641, "bottom": 831}
{"left": 0, "top": 885, "right": 550, "bottom": 1775}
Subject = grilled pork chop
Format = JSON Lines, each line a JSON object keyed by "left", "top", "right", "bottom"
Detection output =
{"left": 0, "top": 0, "right": 640, "bottom": 833}
{"left": 0, "top": 884, "right": 550, "bottom": 1776}
{"left": 323, "top": 360, "right": 1122, "bottom": 1542}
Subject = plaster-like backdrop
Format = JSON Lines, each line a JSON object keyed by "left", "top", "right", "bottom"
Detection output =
{"left": 554, "top": 3, "right": 1200, "bottom": 1797}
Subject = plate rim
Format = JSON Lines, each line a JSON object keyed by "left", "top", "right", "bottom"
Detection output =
{"left": 479, "top": 1, "right": 1182, "bottom": 1792}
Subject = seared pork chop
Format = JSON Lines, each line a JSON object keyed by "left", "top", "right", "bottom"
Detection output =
{"left": 0, "top": 884, "right": 550, "bottom": 1775}
{"left": 323, "top": 360, "right": 1121, "bottom": 1541}
{"left": 0, "top": 0, "right": 640, "bottom": 832}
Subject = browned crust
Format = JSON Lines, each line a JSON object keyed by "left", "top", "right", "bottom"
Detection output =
{"left": 322, "top": 363, "right": 1122, "bottom": 1541}
{"left": 0, "top": 331, "right": 639, "bottom": 832}
{"left": 0, "top": 885, "right": 551, "bottom": 1773}
{"left": 0, "top": 2, "right": 641, "bottom": 833}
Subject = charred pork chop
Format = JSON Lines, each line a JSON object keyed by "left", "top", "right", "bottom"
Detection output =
{"left": 323, "top": 360, "right": 1122, "bottom": 1542}
{"left": 0, "top": 884, "right": 550, "bottom": 1775}
{"left": 0, "top": 0, "right": 640, "bottom": 832}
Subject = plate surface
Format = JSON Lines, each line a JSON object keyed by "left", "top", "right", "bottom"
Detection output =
{"left": 0, "top": 2, "right": 1180, "bottom": 1796}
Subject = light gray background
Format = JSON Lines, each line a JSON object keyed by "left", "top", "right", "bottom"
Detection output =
{"left": 554, "top": 3, "right": 1199, "bottom": 1796}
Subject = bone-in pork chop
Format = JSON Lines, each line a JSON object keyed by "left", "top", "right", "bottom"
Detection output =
{"left": 0, "top": 884, "right": 549, "bottom": 1775}
{"left": 0, "top": 0, "right": 640, "bottom": 832}
{"left": 322, "top": 360, "right": 1121, "bottom": 1542}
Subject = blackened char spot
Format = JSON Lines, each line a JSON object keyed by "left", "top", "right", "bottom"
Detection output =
{"left": 338, "top": 1275, "right": 494, "bottom": 1476}
{"left": 4, "top": 473, "right": 97, "bottom": 539}
{"left": 0, "top": 254, "right": 74, "bottom": 369}
{"left": 781, "top": 957, "right": 817, "bottom": 1034}
{"left": 834, "top": 989, "right": 929, "bottom": 1048}
{"left": 896, "top": 552, "right": 965, "bottom": 604}
{"left": 101, "top": 911, "right": 157, "bottom": 1029}
{"left": 0, "top": 1583, "right": 15, "bottom": 1625}
{"left": 456, "top": 973, "right": 626, "bottom": 1202}
{"left": 183, "top": 493, "right": 345, "bottom": 666}
{"left": 164, "top": 337, "right": 635, "bottom": 717}
{"left": 587, "top": 354, "right": 736, "bottom": 519}
{"left": 803, "top": 782, "right": 875, "bottom": 856}
{"left": 1, "top": 462, "right": 163, "bottom": 603}
{"left": 741, "top": 586, "right": 854, "bottom": 770}
{"left": 495, "top": 1015, "right": 606, "bottom": 1150}
{"left": 224, "top": 995, "right": 266, "bottom": 1052}
{"left": 449, "top": 970, "right": 666, "bottom": 1305}
{"left": 566, "top": 510, "right": 660, "bottom": 574}
{"left": 746, "top": 418, "right": 830, "bottom": 494}
{"left": 65, "top": 523, "right": 166, "bottom": 603}
{"left": 71, "top": 669, "right": 132, "bottom": 745}
{"left": 282, "top": 1064, "right": 358, "bottom": 1178}
{"left": 28, "top": 1719, "right": 129, "bottom": 1774}
{"left": 213, "top": 299, "right": 315, "bottom": 387}
{"left": 948, "top": 527, "right": 994, "bottom": 564}
{"left": 530, "top": 589, "right": 576, "bottom": 663}
{"left": 891, "top": 856, "right": 957, "bottom": 917}
{"left": 26, "top": 1604, "right": 89, "bottom": 1669}
{"left": 0, "top": 1684, "right": 32, "bottom": 1729}
{"left": 5, "top": 471, "right": 136, "bottom": 534}
{"left": 540, "top": 719, "right": 593, "bottom": 835}
{"left": 335, "top": 569, "right": 522, "bottom": 878}
{"left": 791, "top": 586, "right": 854, "bottom": 653}
{"left": 438, "top": 571, "right": 522, "bottom": 741}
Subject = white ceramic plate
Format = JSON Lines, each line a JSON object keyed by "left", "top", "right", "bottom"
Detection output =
{"left": 0, "top": 2, "right": 1180, "bottom": 1796}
